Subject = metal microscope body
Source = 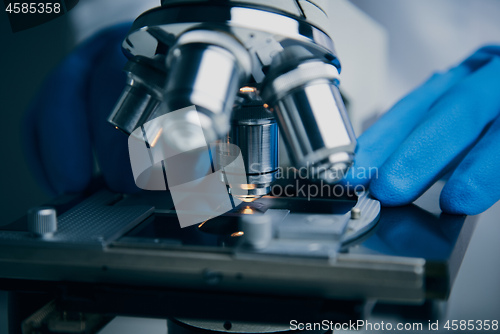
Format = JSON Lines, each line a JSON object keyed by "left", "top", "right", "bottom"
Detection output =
{"left": 108, "top": 0, "right": 357, "bottom": 193}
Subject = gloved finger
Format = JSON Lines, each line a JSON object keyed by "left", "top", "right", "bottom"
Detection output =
{"left": 342, "top": 45, "right": 500, "bottom": 188}
{"left": 342, "top": 65, "right": 471, "bottom": 188}
{"left": 440, "top": 115, "right": 500, "bottom": 215}
{"left": 370, "top": 56, "right": 500, "bottom": 206}
{"left": 23, "top": 24, "right": 131, "bottom": 195}
{"left": 87, "top": 25, "right": 139, "bottom": 193}
{"left": 460, "top": 45, "right": 500, "bottom": 71}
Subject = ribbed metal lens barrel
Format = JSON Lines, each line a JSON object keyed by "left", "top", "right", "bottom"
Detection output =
{"left": 262, "top": 47, "right": 356, "bottom": 184}
{"left": 160, "top": 30, "right": 252, "bottom": 151}
{"left": 108, "top": 59, "right": 165, "bottom": 135}
{"left": 218, "top": 103, "right": 279, "bottom": 202}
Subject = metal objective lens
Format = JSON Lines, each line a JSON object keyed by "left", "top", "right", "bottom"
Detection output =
{"left": 262, "top": 46, "right": 356, "bottom": 184}
{"left": 108, "top": 58, "right": 166, "bottom": 135}
{"left": 159, "top": 29, "right": 252, "bottom": 152}
{"left": 217, "top": 88, "right": 279, "bottom": 202}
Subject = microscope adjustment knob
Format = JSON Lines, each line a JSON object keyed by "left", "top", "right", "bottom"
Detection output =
{"left": 27, "top": 207, "right": 58, "bottom": 238}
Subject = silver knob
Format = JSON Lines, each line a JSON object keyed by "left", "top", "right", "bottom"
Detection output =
{"left": 27, "top": 207, "right": 58, "bottom": 238}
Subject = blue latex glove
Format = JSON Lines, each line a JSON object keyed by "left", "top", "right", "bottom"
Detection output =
{"left": 344, "top": 46, "right": 500, "bottom": 215}
{"left": 24, "top": 23, "right": 139, "bottom": 196}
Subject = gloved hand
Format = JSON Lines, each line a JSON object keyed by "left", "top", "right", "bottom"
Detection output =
{"left": 344, "top": 46, "right": 500, "bottom": 215}
{"left": 24, "top": 23, "right": 139, "bottom": 196}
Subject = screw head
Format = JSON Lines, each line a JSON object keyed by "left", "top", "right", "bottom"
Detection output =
{"left": 350, "top": 207, "right": 361, "bottom": 219}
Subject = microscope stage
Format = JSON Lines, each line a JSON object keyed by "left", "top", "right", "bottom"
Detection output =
{"left": 0, "top": 181, "right": 477, "bottom": 322}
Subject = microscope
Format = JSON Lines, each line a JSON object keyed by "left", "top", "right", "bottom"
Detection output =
{"left": 0, "top": 1, "right": 479, "bottom": 333}
{"left": 107, "top": 0, "right": 357, "bottom": 203}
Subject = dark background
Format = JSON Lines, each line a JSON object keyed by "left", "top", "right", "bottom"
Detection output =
{"left": 0, "top": 11, "right": 74, "bottom": 225}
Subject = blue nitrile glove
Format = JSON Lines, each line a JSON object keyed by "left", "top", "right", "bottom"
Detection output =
{"left": 344, "top": 46, "right": 500, "bottom": 215}
{"left": 24, "top": 23, "right": 139, "bottom": 196}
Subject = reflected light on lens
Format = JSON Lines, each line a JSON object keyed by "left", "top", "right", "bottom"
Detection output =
{"left": 231, "top": 231, "right": 244, "bottom": 237}
{"left": 242, "top": 206, "right": 254, "bottom": 214}
{"left": 240, "top": 86, "right": 256, "bottom": 93}
{"left": 235, "top": 195, "right": 261, "bottom": 203}
{"left": 240, "top": 184, "right": 256, "bottom": 190}
{"left": 149, "top": 128, "right": 163, "bottom": 147}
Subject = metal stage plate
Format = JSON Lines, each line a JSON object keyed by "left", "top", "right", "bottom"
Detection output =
{"left": 0, "top": 180, "right": 477, "bottom": 323}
